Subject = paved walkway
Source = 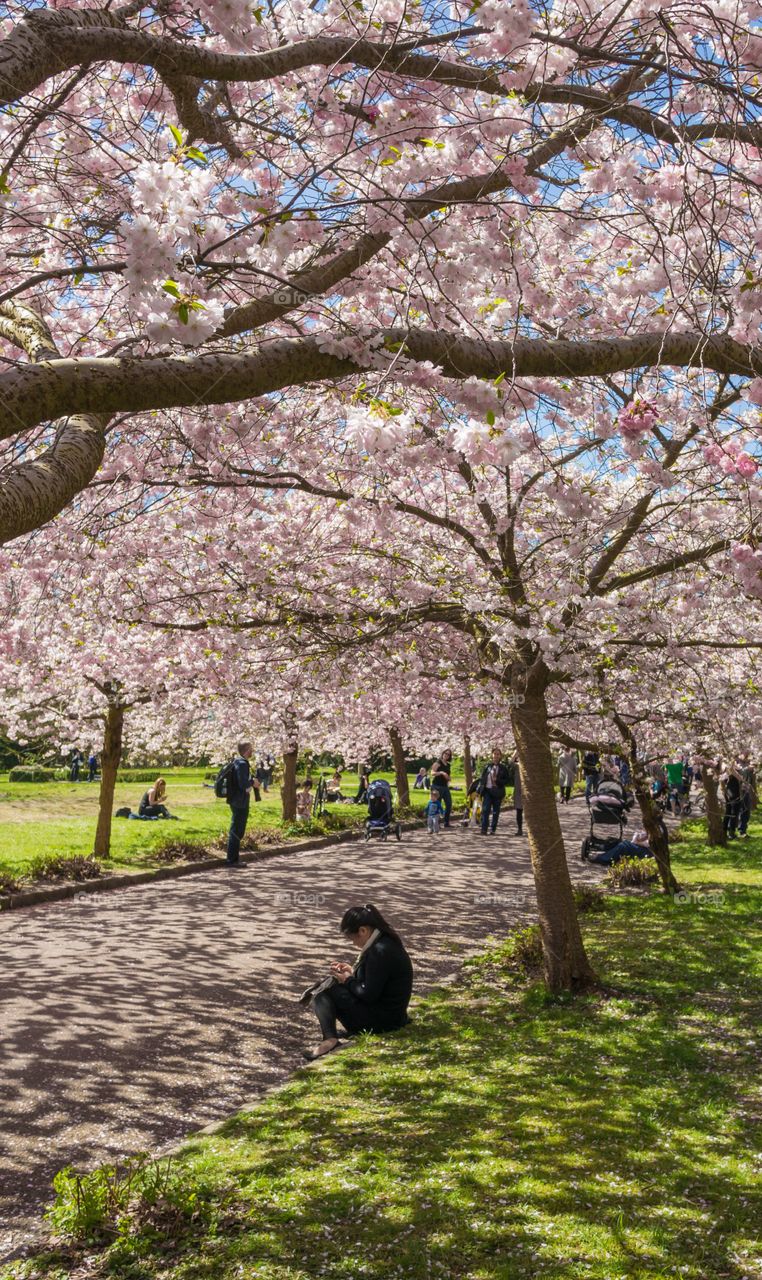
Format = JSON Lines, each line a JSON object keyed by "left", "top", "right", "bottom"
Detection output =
{"left": 0, "top": 801, "right": 601, "bottom": 1260}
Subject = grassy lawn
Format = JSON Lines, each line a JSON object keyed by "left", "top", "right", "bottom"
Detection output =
{"left": 6, "top": 818, "right": 760, "bottom": 1280}
{"left": 0, "top": 768, "right": 434, "bottom": 878}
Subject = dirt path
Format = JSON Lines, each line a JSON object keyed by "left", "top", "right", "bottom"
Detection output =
{"left": 0, "top": 800, "right": 602, "bottom": 1260}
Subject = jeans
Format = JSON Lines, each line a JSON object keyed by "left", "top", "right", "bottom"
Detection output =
{"left": 140, "top": 803, "right": 169, "bottom": 819}
{"left": 481, "top": 790, "right": 502, "bottom": 833}
{"left": 739, "top": 796, "right": 752, "bottom": 835}
{"left": 724, "top": 800, "right": 740, "bottom": 838}
{"left": 227, "top": 799, "right": 250, "bottom": 863}
{"left": 584, "top": 773, "right": 598, "bottom": 804}
{"left": 438, "top": 785, "right": 452, "bottom": 827}
{"left": 427, "top": 814, "right": 441, "bottom": 833}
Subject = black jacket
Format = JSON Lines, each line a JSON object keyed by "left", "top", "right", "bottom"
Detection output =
{"left": 431, "top": 758, "right": 452, "bottom": 789}
{"left": 228, "top": 755, "right": 251, "bottom": 805}
{"left": 347, "top": 934, "right": 413, "bottom": 1030}
{"left": 478, "top": 761, "right": 512, "bottom": 799}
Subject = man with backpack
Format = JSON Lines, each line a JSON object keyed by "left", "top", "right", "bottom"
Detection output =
{"left": 222, "top": 741, "right": 256, "bottom": 867}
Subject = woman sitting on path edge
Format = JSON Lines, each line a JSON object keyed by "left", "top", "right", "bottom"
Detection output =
{"left": 301, "top": 904, "right": 413, "bottom": 1061}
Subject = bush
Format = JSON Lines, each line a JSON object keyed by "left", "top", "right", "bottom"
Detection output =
{"left": 8, "top": 765, "right": 55, "bottom": 783}
{"left": 573, "top": 885, "right": 609, "bottom": 913}
{"left": 47, "top": 1154, "right": 222, "bottom": 1248}
{"left": 27, "top": 854, "right": 102, "bottom": 883}
{"left": 155, "top": 841, "right": 209, "bottom": 864}
{"left": 607, "top": 856, "right": 659, "bottom": 887}
{"left": 466, "top": 923, "right": 544, "bottom": 981}
{"left": 0, "top": 870, "right": 23, "bottom": 895}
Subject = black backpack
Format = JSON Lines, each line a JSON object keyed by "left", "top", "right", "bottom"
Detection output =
{"left": 214, "top": 760, "right": 237, "bottom": 799}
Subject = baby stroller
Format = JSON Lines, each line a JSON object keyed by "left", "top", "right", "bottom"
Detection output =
{"left": 580, "top": 779, "right": 630, "bottom": 861}
{"left": 365, "top": 779, "right": 402, "bottom": 842}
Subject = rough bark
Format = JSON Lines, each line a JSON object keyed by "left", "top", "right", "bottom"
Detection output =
{"left": 630, "top": 763, "right": 680, "bottom": 894}
{"left": 0, "top": 301, "right": 107, "bottom": 544}
{"left": 2, "top": 14, "right": 755, "bottom": 147}
{"left": 463, "top": 735, "right": 474, "bottom": 792}
{"left": 511, "top": 669, "right": 598, "bottom": 993}
{"left": 281, "top": 745, "right": 298, "bottom": 822}
{"left": 93, "top": 702, "right": 124, "bottom": 858}
{"left": 1, "top": 332, "right": 759, "bottom": 443}
{"left": 389, "top": 726, "right": 410, "bottom": 810}
{"left": 701, "top": 761, "right": 727, "bottom": 846}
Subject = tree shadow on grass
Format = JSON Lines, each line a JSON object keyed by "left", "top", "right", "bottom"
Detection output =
{"left": 95, "top": 890, "right": 760, "bottom": 1280}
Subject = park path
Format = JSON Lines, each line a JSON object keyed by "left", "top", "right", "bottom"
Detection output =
{"left": 0, "top": 800, "right": 601, "bottom": 1260}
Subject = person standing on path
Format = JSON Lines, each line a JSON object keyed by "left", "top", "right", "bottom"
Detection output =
{"left": 425, "top": 787, "right": 445, "bottom": 834}
{"left": 512, "top": 755, "right": 524, "bottom": 836}
{"left": 478, "top": 748, "right": 512, "bottom": 835}
{"left": 558, "top": 749, "right": 578, "bottom": 804}
{"left": 582, "top": 751, "right": 600, "bottom": 806}
{"left": 227, "top": 742, "right": 256, "bottom": 867}
{"left": 430, "top": 749, "right": 454, "bottom": 828}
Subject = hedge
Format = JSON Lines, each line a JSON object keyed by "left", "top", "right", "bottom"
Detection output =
{"left": 8, "top": 765, "right": 56, "bottom": 783}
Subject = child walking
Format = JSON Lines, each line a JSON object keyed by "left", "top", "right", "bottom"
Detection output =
{"left": 426, "top": 787, "right": 445, "bottom": 834}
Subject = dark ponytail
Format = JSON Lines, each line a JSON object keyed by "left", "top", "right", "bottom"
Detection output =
{"left": 340, "top": 903, "right": 401, "bottom": 943}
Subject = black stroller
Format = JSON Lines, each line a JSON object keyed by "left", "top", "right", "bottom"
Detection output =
{"left": 365, "top": 779, "right": 402, "bottom": 842}
{"left": 580, "top": 779, "right": 631, "bottom": 861}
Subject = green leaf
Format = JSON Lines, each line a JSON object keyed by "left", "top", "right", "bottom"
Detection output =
{"left": 168, "top": 124, "right": 184, "bottom": 146}
{"left": 177, "top": 303, "right": 190, "bottom": 324}
{"left": 486, "top": 410, "right": 496, "bottom": 427}
{"left": 186, "top": 147, "right": 208, "bottom": 164}
{"left": 493, "top": 371, "right": 506, "bottom": 387}
{"left": 161, "top": 279, "right": 182, "bottom": 299}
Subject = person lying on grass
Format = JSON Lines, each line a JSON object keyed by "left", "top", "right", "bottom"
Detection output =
{"left": 301, "top": 903, "right": 413, "bottom": 1061}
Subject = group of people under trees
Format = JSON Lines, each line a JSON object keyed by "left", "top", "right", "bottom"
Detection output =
{"left": 68, "top": 747, "right": 99, "bottom": 783}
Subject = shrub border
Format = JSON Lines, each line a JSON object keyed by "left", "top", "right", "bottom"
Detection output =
{"left": 0, "top": 820, "right": 425, "bottom": 914}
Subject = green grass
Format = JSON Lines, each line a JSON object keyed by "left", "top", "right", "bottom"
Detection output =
{"left": 0, "top": 768, "right": 433, "bottom": 879}
{"left": 6, "top": 818, "right": 760, "bottom": 1280}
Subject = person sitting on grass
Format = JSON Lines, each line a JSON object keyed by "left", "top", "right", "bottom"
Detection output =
{"left": 586, "top": 825, "right": 664, "bottom": 866}
{"left": 353, "top": 769, "right": 370, "bottom": 804}
{"left": 413, "top": 766, "right": 429, "bottom": 790}
{"left": 324, "top": 770, "right": 345, "bottom": 802}
{"left": 302, "top": 904, "right": 413, "bottom": 1060}
{"left": 138, "top": 777, "right": 175, "bottom": 820}
{"left": 296, "top": 778, "right": 313, "bottom": 822}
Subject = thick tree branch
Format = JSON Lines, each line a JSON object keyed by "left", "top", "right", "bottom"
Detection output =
{"left": 0, "top": 329, "right": 758, "bottom": 445}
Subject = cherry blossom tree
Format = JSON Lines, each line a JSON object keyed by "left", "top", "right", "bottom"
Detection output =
{"left": 3, "top": 0, "right": 762, "bottom": 988}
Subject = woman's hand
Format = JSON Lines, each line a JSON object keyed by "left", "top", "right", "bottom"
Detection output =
{"left": 331, "top": 962, "right": 353, "bottom": 984}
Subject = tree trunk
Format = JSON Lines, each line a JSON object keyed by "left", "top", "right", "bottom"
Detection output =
{"left": 630, "top": 762, "right": 679, "bottom": 893}
{"left": 511, "top": 671, "right": 597, "bottom": 993}
{"left": 389, "top": 726, "right": 410, "bottom": 809}
{"left": 93, "top": 702, "right": 124, "bottom": 858}
{"left": 464, "top": 735, "right": 474, "bottom": 792}
{"left": 281, "top": 744, "right": 298, "bottom": 822}
{"left": 702, "top": 761, "right": 727, "bottom": 846}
